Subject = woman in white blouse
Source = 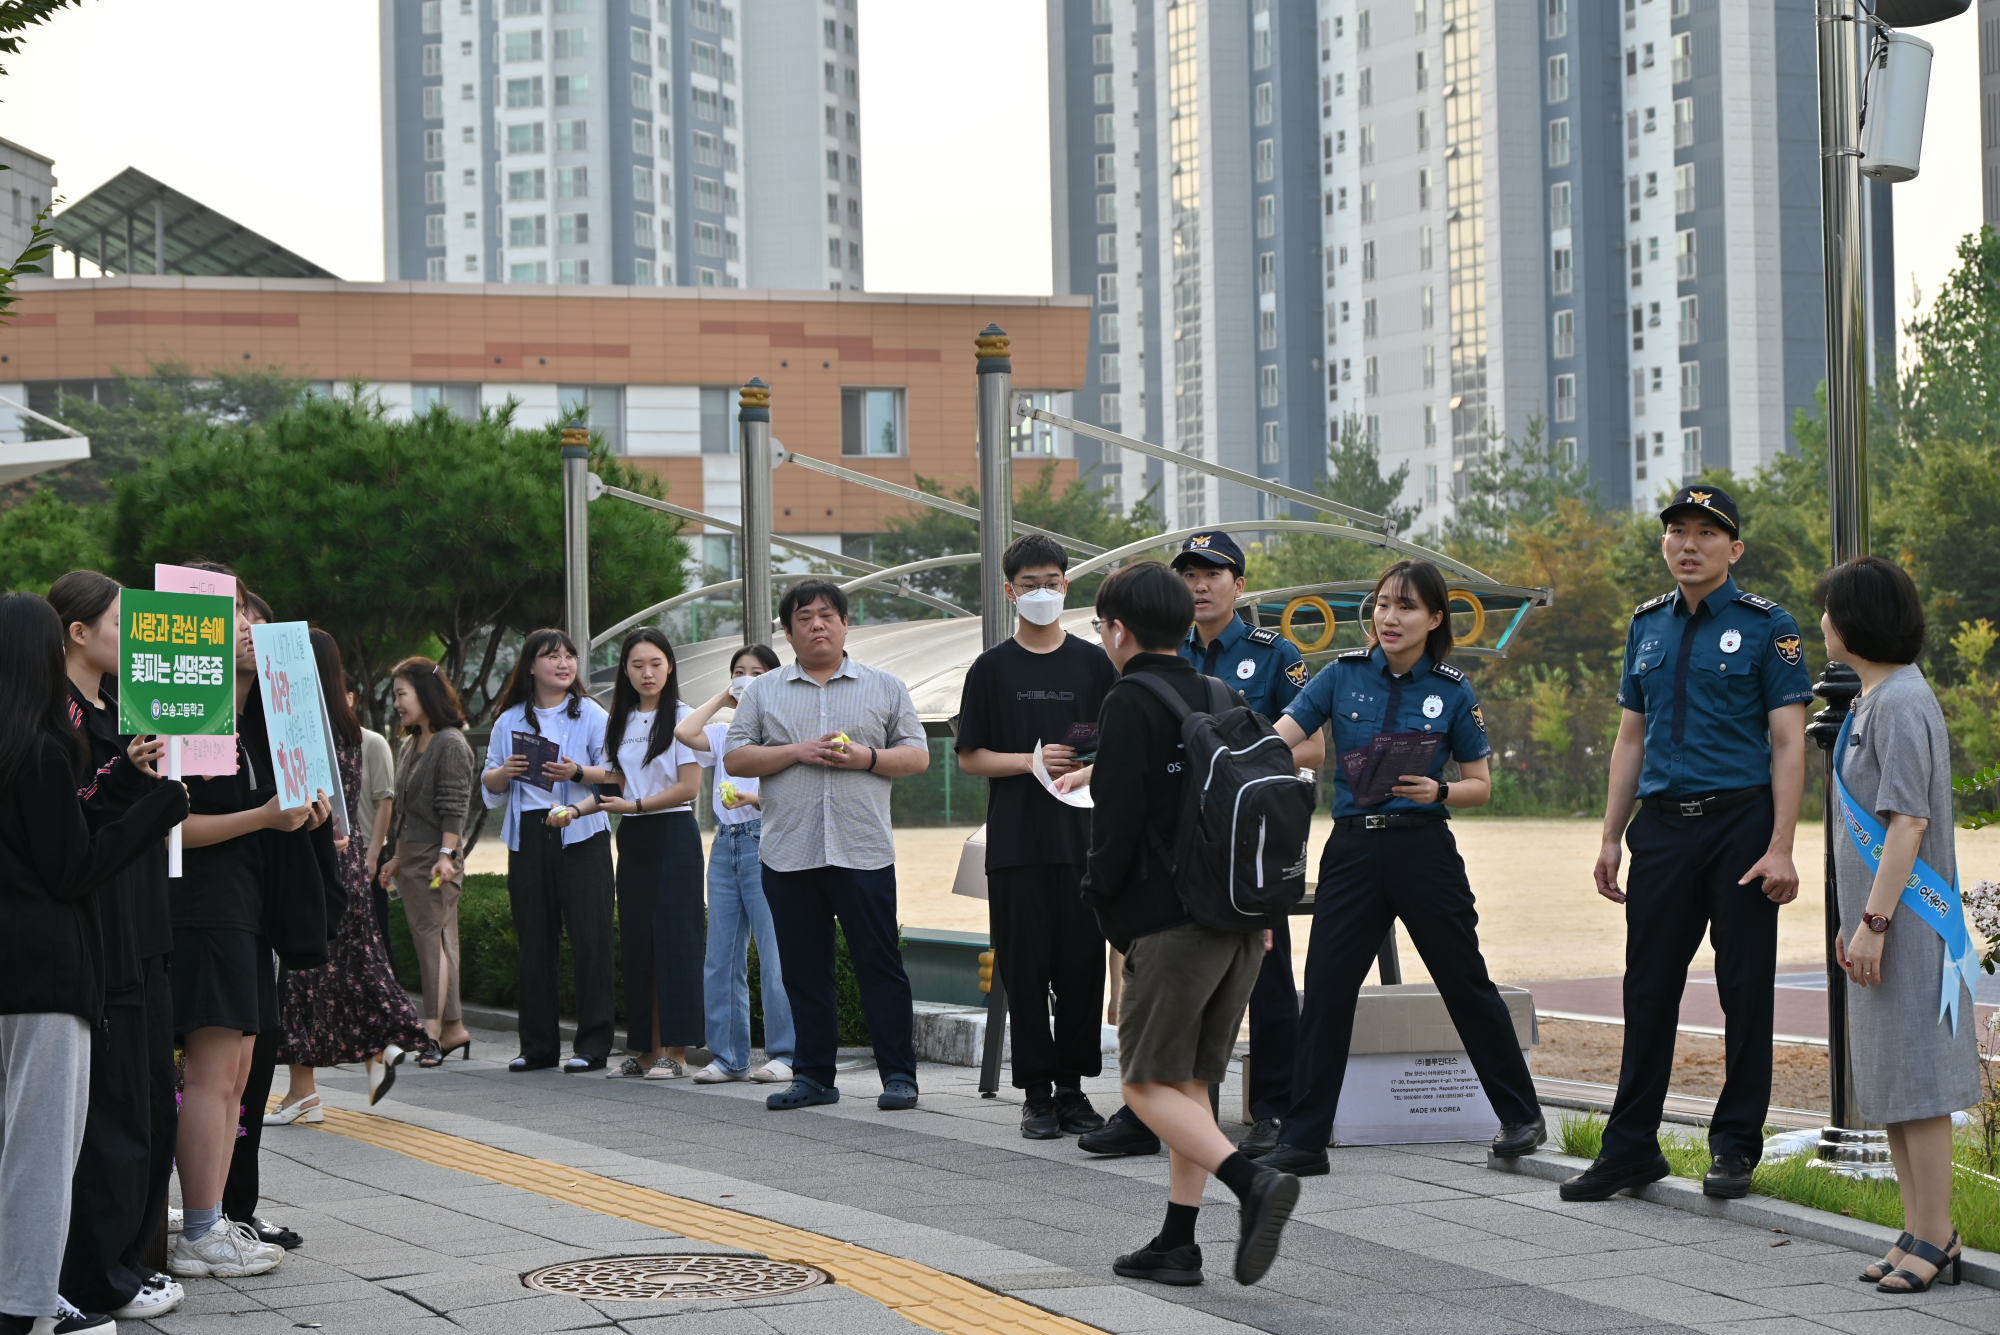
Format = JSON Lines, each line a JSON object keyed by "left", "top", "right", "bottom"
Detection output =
{"left": 600, "top": 629, "right": 706, "bottom": 1080}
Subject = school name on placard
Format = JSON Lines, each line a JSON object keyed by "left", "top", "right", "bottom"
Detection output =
{"left": 130, "top": 653, "right": 227, "bottom": 687}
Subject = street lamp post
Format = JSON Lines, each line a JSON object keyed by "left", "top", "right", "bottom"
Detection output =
{"left": 561, "top": 421, "right": 591, "bottom": 661}
{"left": 739, "top": 378, "right": 774, "bottom": 643}
{"left": 974, "top": 323, "right": 1013, "bottom": 1097}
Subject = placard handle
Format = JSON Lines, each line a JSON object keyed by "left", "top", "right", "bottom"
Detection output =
{"left": 167, "top": 735, "right": 183, "bottom": 879}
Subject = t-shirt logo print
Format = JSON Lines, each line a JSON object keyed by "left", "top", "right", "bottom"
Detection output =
{"left": 1774, "top": 633, "right": 1803, "bottom": 666}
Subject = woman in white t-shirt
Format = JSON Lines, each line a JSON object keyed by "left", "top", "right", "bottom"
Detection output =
{"left": 601, "top": 629, "right": 706, "bottom": 1080}
{"left": 674, "top": 644, "right": 794, "bottom": 1084}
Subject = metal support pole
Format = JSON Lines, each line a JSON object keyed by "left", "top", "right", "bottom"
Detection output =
{"left": 561, "top": 422, "right": 591, "bottom": 660}
{"left": 739, "top": 377, "right": 774, "bottom": 642}
{"left": 154, "top": 195, "right": 166, "bottom": 275}
{"left": 1808, "top": 664, "right": 1863, "bottom": 1127}
{"left": 978, "top": 961, "right": 1008, "bottom": 1097}
{"left": 975, "top": 324, "right": 1014, "bottom": 650}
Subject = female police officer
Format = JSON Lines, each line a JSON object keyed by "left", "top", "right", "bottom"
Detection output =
{"left": 1253, "top": 559, "right": 1544, "bottom": 1177}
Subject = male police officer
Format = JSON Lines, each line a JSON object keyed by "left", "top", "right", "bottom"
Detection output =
{"left": 1078, "top": 531, "right": 1325, "bottom": 1157}
{"left": 1561, "top": 486, "right": 1811, "bottom": 1203}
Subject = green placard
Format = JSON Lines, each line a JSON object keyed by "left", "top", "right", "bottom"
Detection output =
{"left": 119, "top": 589, "right": 236, "bottom": 736}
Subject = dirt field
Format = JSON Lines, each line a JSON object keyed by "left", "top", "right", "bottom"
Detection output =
{"left": 1531, "top": 1018, "right": 1832, "bottom": 1113}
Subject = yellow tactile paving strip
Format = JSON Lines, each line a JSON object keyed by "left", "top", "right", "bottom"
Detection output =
{"left": 315, "top": 1106, "right": 1106, "bottom": 1335}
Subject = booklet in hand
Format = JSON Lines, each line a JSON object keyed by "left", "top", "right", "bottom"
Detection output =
{"left": 511, "top": 731, "right": 563, "bottom": 791}
{"left": 1342, "top": 731, "right": 1442, "bottom": 806}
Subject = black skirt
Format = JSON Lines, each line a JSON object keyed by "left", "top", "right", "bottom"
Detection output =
{"left": 614, "top": 811, "right": 706, "bottom": 1050}
{"left": 170, "top": 926, "right": 279, "bottom": 1037}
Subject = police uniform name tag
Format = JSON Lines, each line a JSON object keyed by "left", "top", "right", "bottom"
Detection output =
{"left": 1422, "top": 694, "right": 1443, "bottom": 718}
{"left": 1719, "top": 629, "right": 1742, "bottom": 654}
{"left": 1237, "top": 659, "right": 1257, "bottom": 680}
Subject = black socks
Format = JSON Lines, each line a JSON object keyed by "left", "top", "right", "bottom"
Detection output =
{"left": 1215, "top": 1151, "right": 1261, "bottom": 1198}
{"left": 1155, "top": 1201, "right": 1199, "bottom": 1251}
{"left": 1026, "top": 1082, "right": 1053, "bottom": 1104}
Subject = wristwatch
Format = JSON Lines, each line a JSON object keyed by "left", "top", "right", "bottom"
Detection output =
{"left": 1863, "top": 912, "right": 1890, "bottom": 933}
{"left": 1435, "top": 781, "right": 1450, "bottom": 805}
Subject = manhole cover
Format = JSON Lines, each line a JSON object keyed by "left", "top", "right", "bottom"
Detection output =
{"left": 523, "top": 1255, "right": 829, "bottom": 1301}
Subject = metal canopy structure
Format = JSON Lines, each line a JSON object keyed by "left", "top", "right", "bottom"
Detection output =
{"left": 50, "top": 168, "right": 339, "bottom": 280}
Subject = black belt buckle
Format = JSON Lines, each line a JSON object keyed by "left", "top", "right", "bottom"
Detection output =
{"left": 1364, "top": 815, "right": 1388, "bottom": 830}
{"left": 1678, "top": 799, "right": 1705, "bottom": 817}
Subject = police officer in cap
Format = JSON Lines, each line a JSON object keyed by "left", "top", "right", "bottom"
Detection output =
{"left": 1561, "top": 485, "right": 1811, "bottom": 1203}
{"left": 1076, "top": 529, "right": 1325, "bottom": 1157}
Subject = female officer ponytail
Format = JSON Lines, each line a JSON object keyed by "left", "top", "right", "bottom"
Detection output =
{"left": 1366, "top": 560, "right": 1455, "bottom": 664}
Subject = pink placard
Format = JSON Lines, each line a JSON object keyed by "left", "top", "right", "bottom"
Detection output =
{"left": 154, "top": 564, "right": 238, "bottom": 775}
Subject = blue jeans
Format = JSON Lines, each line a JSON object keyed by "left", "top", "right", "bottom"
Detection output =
{"left": 703, "top": 821, "right": 793, "bottom": 1073}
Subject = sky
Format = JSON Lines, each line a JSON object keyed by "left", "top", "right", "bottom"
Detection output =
{"left": 0, "top": 1, "right": 1981, "bottom": 327}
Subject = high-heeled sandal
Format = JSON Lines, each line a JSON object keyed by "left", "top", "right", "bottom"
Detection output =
{"left": 416, "top": 1036, "right": 471, "bottom": 1067}
{"left": 1860, "top": 1231, "right": 1915, "bottom": 1282}
{"left": 262, "top": 1093, "right": 322, "bottom": 1126}
{"left": 1877, "top": 1231, "right": 1961, "bottom": 1294}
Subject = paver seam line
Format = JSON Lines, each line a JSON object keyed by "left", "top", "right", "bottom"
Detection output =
{"left": 311, "top": 1105, "right": 1113, "bottom": 1335}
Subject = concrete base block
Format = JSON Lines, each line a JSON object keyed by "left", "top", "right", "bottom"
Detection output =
{"left": 910, "top": 1002, "right": 1120, "bottom": 1068}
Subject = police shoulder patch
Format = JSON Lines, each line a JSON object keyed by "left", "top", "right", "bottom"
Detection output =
{"left": 1470, "top": 702, "right": 1487, "bottom": 732}
{"left": 1246, "top": 625, "right": 1282, "bottom": 645}
{"left": 1632, "top": 591, "right": 1675, "bottom": 618}
{"left": 1773, "top": 631, "right": 1804, "bottom": 666}
{"left": 1284, "top": 660, "right": 1309, "bottom": 688}
{"left": 1335, "top": 646, "right": 1373, "bottom": 660}
{"left": 1430, "top": 660, "right": 1466, "bottom": 683}
{"left": 1734, "top": 591, "right": 1779, "bottom": 613}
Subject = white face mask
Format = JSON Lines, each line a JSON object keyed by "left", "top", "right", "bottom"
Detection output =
{"left": 1014, "top": 588, "right": 1066, "bottom": 626}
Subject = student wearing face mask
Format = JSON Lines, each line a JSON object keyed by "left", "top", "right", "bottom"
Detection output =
{"left": 954, "top": 536, "right": 1119, "bottom": 1140}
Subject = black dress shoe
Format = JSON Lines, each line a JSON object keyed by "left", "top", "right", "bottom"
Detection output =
{"left": 1078, "top": 1115, "right": 1161, "bottom": 1156}
{"left": 1020, "top": 1099, "right": 1062, "bottom": 1140}
{"left": 1490, "top": 1115, "right": 1547, "bottom": 1158}
{"left": 563, "top": 1056, "right": 607, "bottom": 1074}
{"left": 1233, "top": 1167, "right": 1300, "bottom": 1286}
{"left": 1558, "top": 1151, "right": 1672, "bottom": 1202}
{"left": 1703, "top": 1153, "right": 1756, "bottom": 1199}
{"left": 1239, "top": 1117, "right": 1282, "bottom": 1159}
{"left": 1054, "top": 1089, "right": 1105, "bottom": 1135}
{"left": 1112, "top": 1241, "right": 1203, "bottom": 1286}
{"left": 1254, "top": 1144, "right": 1329, "bottom": 1177}
{"left": 253, "top": 1217, "right": 303, "bottom": 1249}
{"left": 509, "top": 1056, "right": 557, "bottom": 1072}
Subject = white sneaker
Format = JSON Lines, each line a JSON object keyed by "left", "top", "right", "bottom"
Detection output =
{"left": 750, "top": 1060, "right": 793, "bottom": 1084}
{"left": 166, "top": 1206, "right": 182, "bottom": 1234}
{"left": 12, "top": 1297, "right": 117, "bottom": 1334}
{"left": 693, "top": 1062, "right": 744, "bottom": 1084}
{"left": 643, "top": 1057, "right": 686, "bottom": 1080}
{"left": 166, "top": 1218, "right": 284, "bottom": 1278}
{"left": 111, "top": 1272, "right": 185, "bottom": 1319}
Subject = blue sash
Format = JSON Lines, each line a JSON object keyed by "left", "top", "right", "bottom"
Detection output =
{"left": 1833, "top": 711, "right": 1979, "bottom": 1033}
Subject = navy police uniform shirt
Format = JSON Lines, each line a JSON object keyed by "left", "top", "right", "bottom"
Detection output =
{"left": 1282, "top": 646, "right": 1491, "bottom": 820}
{"left": 1179, "top": 614, "right": 1306, "bottom": 722}
{"left": 1618, "top": 575, "right": 1814, "bottom": 798}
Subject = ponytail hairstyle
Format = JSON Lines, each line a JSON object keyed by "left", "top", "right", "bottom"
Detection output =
{"left": 605, "top": 627, "right": 680, "bottom": 769}
{"left": 1362, "top": 559, "right": 1456, "bottom": 665}
{"left": 309, "top": 628, "right": 364, "bottom": 750}
{"left": 494, "top": 627, "right": 584, "bottom": 732}
{"left": 46, "top": 570, "right": 122, "bottom": 649}
{"left": 0, "top": 593, "right": 88, "bottom": 785}
{"left": 390, "top": 656, "right": 466, "bottom": 734}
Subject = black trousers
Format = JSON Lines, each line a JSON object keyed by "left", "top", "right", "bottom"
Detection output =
{"left": 508, "top": 812, "right": 616, "bottom": 1065}
{"left": 1280, "top": 822, "right": 1538, "bottom": 1152}
{"left": 1246, "top": 914, "right": 1299, "bottom": 1122}
{"left": 988, "top": 865, "right": 1105, "bottom": 1091}
{"left": 615, "top": 812, "right": 705, "bottom": 1052}
{"left": 762, "top": 863, "right": 916, "bottom": 1089}
{"left": 60, "top": 955, "right": 173, "bottom": 1310}
{"left": 1602, "top": 794, "right": 1780, "bottom": 1163}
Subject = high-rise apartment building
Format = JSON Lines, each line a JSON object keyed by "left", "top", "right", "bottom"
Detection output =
{"left": 382, "top": 0, "right": 864, "bottom": 290}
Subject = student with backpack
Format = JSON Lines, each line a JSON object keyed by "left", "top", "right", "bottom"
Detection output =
{"left": 1079, "top": 561, "right": 1306, "bottom": 1289}
{"left": 1254, "top": 560, "right": 1545, "bottom": 1178}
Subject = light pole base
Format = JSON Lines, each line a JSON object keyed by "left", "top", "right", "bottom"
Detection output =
{"left": 1810, "top": 1126, "right": 1896, "bottom": 1180}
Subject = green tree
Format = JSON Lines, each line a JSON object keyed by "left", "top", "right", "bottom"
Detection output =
{"left": 1899, "top": 227, "right": 2000, "bottom": 450}
{"left": 0, "top": 1, "right": 86, "bottom": 321}
{"left": 109, "top": 390, "right": 687, "bottom": 724}
{"left": 1246, "top": 421, "right": 1420, "bottom": 590}
{"left": 0, "top": 485, "right": 110, "bottom": 592}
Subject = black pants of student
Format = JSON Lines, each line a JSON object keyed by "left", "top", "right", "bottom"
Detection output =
{"left": 615, "top": 812, "right": 706, "bottom": 1053}
{"left": 60, "top": 955, "right": 174, "bottom": 1310}
{"left": 223, "top": 945, "right": 282, "bottom": 1227}
{"left": 1601, "top": 793, "right": 1780, "bottom": 1164}
{"left": 988, "top": 865, "right": 1105, "bottom": 1091}
{"left": 1246, "top": 913, "right": 1300, "bottom": 1122}
{"left": 1280, "top": 821, "right": 1539, "bottom": 1153}
{"left": 509, "top": 811, "right": 617, "bottom": 1065}
{"left": 762, "top": 863, "right": 916, "bottom": 1089}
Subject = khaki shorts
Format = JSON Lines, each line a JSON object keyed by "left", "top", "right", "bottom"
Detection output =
{"left": 1117, "top": 922, "right": 1265, "bottom": 1085}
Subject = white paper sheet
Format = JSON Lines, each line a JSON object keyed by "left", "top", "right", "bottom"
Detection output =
{"left": 1033, "top": 741, "right": 1094, "bottom": 809}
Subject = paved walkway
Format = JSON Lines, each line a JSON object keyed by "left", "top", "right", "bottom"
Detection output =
{"left": 133, "top": 1024, "right": 2000, "bottom": 1335}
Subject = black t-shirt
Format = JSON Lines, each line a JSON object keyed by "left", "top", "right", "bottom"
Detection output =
{"left": 955, "top": 635, "right": 1118, "bottom": 872}
{"left": 72, "top": 678, "right": 174, "bottom": 986}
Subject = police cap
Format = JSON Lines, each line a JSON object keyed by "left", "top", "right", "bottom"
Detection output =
{"left": 1660, "top": 485, "right": 1740, "bottom": 538}
{"left": 1171, "top": 530, "right": 1246, "bottom": 577}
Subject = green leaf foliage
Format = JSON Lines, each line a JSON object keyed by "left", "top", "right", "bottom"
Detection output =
{"left": 0, "top": 485, "right": 110, "bottom": 592}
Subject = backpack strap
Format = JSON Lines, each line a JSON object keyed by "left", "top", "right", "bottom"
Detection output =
{"left": 1128, "top": 670, "right": 1194, "bottom": 719}
{"left": 1205, "top": 677, "right": 1231, "bottom": 715}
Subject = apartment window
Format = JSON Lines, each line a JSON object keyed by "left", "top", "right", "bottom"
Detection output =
{"left": 697, "top": 222, "right": 723, "bottom": 255}
{"left": 1259, "top": 252, "right": 1276, "bottom": 294}
{"left": 1356, "top": 7, "right": 1372, "bottom": 48}
{"left": 1644, "top": 105, "right": 1658, "bottom": 135}
{"left": 826, "top": 192, "right": 840, "bottom": 223}
{"left": 633, "top": 253, "right": 656, "bottom": 284}
{"left": 1097, "top": 232, "right": 1117, "bottom": 264}
{"left": 1425, "top": 460, "right": 1438, "bottom": 505}
{"left": 502, "top": 0, "right": 538, "bottom": 11}
{"left": 1420, "top": 225, "right": 1433, "bottom": 269}
{"left": 1357, "top": 68, "right": 1372, "bottom": 107}
{"left": 823, "top": 16, "right": 837, "bottom": 47}
{"left": 1550, "top": 181, "right": 1571, "bottom": 229}
{"left": 1416, "top": 50, "right": 1428, "bottom": 90}
{"left": 847, "top": 197, "right": 859, "bottom": 227}
{"left": 1548, "top": 118, "right": 1571, "bottom": 167}
{"left": 1323, "top": 75, "right": 1334, "bottom": 117}
{"left": 1359, "top": 124, "right": 1375, "bottom": 165}
{"left": 1630, "top": 241, "right": 1643, "bottom": 287}
{"left": 825, "top": 148, "right": 840, "bottom": 180}
{"left": 1546, "top": 0, "right": 1567, "bottom": 37}
{"left": 1675, "top": 163, "right": 1696, "bottom": 214}
{"left": 1257, "top": 195, "right": 1276, "bottom": 237}
{"left": 693, "top": 87, "right": 719, "bottom": 120}
{"left": 1553, "top": 309, "right": 1574, "bottom": 358}
{"left": 1423, "top": 407, "right": 1437, "bottom": 446}
{"left": 693, "top": 40, "right": 717, "bottom": 76}
{"left": 423, "top": 85, "right": 444, "bottom": 119}
{"left": 633, "top": 166, "right": 654, "bottom": 201}
{"left": 1420, "top": 285, "right": 1434, "bottom": 328}
{"left": 511, "top": 260, "right": 548, "bottom": 284}
{"left": 1254, "top": 25, "right": 1273, "bottom": 69}
{"left": 1680, "top": 361, "right": 1701, "bottom": 411}
{"left": 1547, "top": 54, "right": 1568, "bottom": 103}
{"left": 1363, "top": 357, "right": 1379, "bottom": 395}
{"left": 1261, "top": 365, "right": 1281, "bottom": 406}
{"left": 1627, "top": 110, "right": 1640, "bottom": 158}
{"left": 425, "top": 213, "right": 446, "bottom": 247}
{"left": 1090, "top": 114, "right": 1118, "bottom": 149}
{"left": 424, "top": 171, "right": 445, "bottom": 204}
{"left": 1676, "top": 228, "right": 1697, "bottom": 279}
{"left": 1416, "top": 108, "right": 1430, "bottom": 150}
{"left": 1552, "top": 245, "right": 1573, "bottom": 295}
{"left": 555, "top": 165, "right": 587, "bottom": 198}
{"left": 634, "top": 212, "right": 656, "bottom": 249}
{"left": 1256, "top": 139, "right": 1275, "bottom": 182}
{"left": 695, "top": 133, "right": 722, "bottom": 166}
{"left": 544, "top": 120, "right": 581, "bottom": 153}
{"left": 696, "top": 177, "right": 721, "bottom": 212}
{"left": 1673, "top": 97, "right": 1695, "bottom": 149}
{"left": 425, "top": 257, "right": 446, "bottom": 281}
{"left": 1099, "top": 312, "right": 1119, "bottom": 344}
{"left": 1672, "top": 32, "right": 1693, "bottom": 83}
{"left": 557, "top": 212, "right": 590, "bottom": 245}
{"left": 1100, "top": 352, "right": 1121, "bottom": 384}
{"left": 847, "top": 154, "right": 859, "bottom": 184}
{"left": 1554, "top": 374, "right": 1576, "bottom": 422}
{"left": 1097, "top": 272, "right": 1118, "bottom": 304}
{"left": 1360, "top": 182, "right": 1376, "bottom": 222}
{"left": 1097, "top": 192, "right": 1118, "bottom": 225}
{"left": 1101, "top": 394, "right": 1123, "bottom": 427}
{"left": 840, "top": 388, "right": 904, "bottom": 456}
{"left": 630, "top": 26, "right": 650, "bottom": 63}
{"left": 1260, "top": 308, "right": 1278, "bottom": 350}
{"left": 508, "top": 168, "right": 546, "bottom": 200}
{"left": 1096, "top": 153, "right": 1117, "bottom": 186}
{"left": 1093, "top": 32, "right": 1115, "bottom": 64}
{"left": 1260, "top": 421, "right": 1281, "bottom": 464}
{"left": 1678, "top": 296, "right": 1698, "bottom": 346}
{"left": 552, "top": 26, "right": 586, "bottom": 59}
{"left": 1254, "top": 82, "right": 1274, "bottom": 127}
{"left": 1422, "top": 345, "right": 1436, "bottom": 388}
{"left": 421, "top": 0, "right": 441, "bottom": 30}
{"left": 554, "top": 74, "right": 588, "bottom": 107}
{"left": 423, "top": 43, "right": 442, "bottom": 75}
{"left": 1361, "top": 240, "right": 1376, "bottom": 280}
{"left": 557, "top": 258, "right": 589, "bottom": 284}
{"left": 631, "top": 118, "right": 654, "bottom": 156}
{"left": 1673, "top": 0, "right": 1690, "bottom": 13}
{"left": 508, "top": 214, "right": 547, "bottom": 247}
{"left": 1363, "top": 298, "right": 1378, "bottom": 338}
{"left": 1682, "top": 427, "right": 1703, "bottom": 479}
{"left": 1094, "top": 73, "right": 1114, "bottom": 104}
{"left": 420, "top": 128, "right": 443, "bottom": 161}
{"left": 1418, "top": 167, "right": 1432, "bottom": 210}
{"left": 828, "top": 238, "right": 842, "bottom": 267}
{"left": 506, "top": 77, "right": 544, "bottom": 108}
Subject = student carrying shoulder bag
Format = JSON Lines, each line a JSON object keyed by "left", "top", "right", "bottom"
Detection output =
{"left": 1126, "top": 672, "right": 1315, "bottom": 932}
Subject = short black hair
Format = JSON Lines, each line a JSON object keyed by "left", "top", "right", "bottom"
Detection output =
{"left": 1813, "top": 555, "right": 1925, "bottom": 665}
{"left": 1094, "top": 560, "right": 1194, "bottom": 651}
{"left": 1367, "top": 560, "right": 1456, "bottom": 664}
{"left": 780, "top": 578, "right": 850, "bottom": 627}
{"left": 1003, "top": 534, "right": 1068, "bottom": 580}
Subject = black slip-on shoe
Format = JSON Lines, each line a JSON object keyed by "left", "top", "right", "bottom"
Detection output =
{"left": 1112, "top": 1242, "right": 1203, "bottom": 1286}
{"left": 1239, "top": 1117, "right": 1282, "bottom": 1160}
{"left": 1233, "top": 1168, "right": 1301, "bottom": 1286}
{"left": 878, "top": 1077, "right": 919, "bottom": 1111}
{"left": 252, "top": 1218, "right": 303, "bottom": 1250}
{"left": 767, "top": 1077, "right": 841, "bottom": 1110}
{"left": 1077, "top": 1116, "right": 1161, "bottom": 1156}
{"left": 1054, "top": 1089, "right": 1106, "bottom": 1135}
{"left": 1702, "top": 1153, "right": 1756, "bottom": 1199}
{"left": 508, "top": 1056, "right": 557, "bottom": 1073}
{"left": 562, "top": 1056, "right": 607, "bottom": 1074}
{"left": 1021, "top": 1100, "right": 1062, "bottom": 1140}
{"left": 1558, "top": 1152, "right": 1672, "bottom": 1202}
{"left": 1254, "top": 1144, "right": 1329, "bottom": 1177}
{"left": 1491, "top": 1115, "right": 1547, "bottom": 1158}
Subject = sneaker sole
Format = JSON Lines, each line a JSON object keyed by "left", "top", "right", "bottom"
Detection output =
{"left": 1702, "top": 1181, "right": 1752, "bottom": 1199}
{"left": 1112, "top": 1263, "right": 1204, "bottom": 1286}
{"left": 767, "top": 1092, "right": 841, "bottom": 1109}
{"left": 1234, "top": 1174, "right": 1300, "bottom": 1286}
{"left": 113, "top": 1293, "right": 186, "bottom": 1319}
{"left": 168, "top": 1253, "right": 282, "bottom": 1279}
{"left": 1078, "top": 1139, "right": 1162, "bottom": 1157}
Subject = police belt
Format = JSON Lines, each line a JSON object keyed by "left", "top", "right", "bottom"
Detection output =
{"left": 1641, "top": 785, "right": 1767, "bottom": 818}
{"left": 1331, "top": 812, "right": 1445, "bottom": 830}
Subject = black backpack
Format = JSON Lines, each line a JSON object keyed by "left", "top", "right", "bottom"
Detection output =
{"left": 1127, "top": 672, "right": 1316, "bottom": 933}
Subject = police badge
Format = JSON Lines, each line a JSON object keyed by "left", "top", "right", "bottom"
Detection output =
{"left": 1774, "top": 633, "right": 1803, "bottom": 666}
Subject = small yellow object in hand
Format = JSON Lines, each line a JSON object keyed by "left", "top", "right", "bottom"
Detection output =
{"left": 430, "top": 875, "right": 441, "bottom": 889}
{"left": 834, "top": 733, "right": 851, "bottom": 750}
{"left": 720, "top": 781, "right": 739, "bottom": 808}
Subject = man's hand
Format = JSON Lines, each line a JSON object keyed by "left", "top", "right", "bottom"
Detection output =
{"left": 1040, "top": 743, "right": 1078, "bottom": 777}
{"left": 430, "top": 851, "right": 459, "bottom": 885}
{"left": 1594, "top": 838, "right": 1627, "bottom": 904}
{"left": 800, "top": 733, "right": 871, "bottom": 769}
{"left": 1740, "top": 848, "right": 1800, "bottom": 904}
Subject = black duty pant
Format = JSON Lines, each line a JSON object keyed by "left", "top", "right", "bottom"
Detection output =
{"left": 508, "top": 811, "right": 616, "bottom": 1065}
{"left": 988, "top": 864, "right": 1105, "bottom": 1091}
{"left": 1602, "top": 793, "right": 1780, "bottom": 1163}
{"left": 1246, "top": 913, "right": 1300, "bottom": 1122}
{"left": 762, "top": 863, "right": 916, "bottom": 1089}
{"left": 223, "top": 1025, "right": 279, "bottom": 1226}
{"left": 615, "top": 812, "right": 706, "bottom": 1052}
{"left": 1280, "top": 822, "right": 1539, "bottom": 1152}
{"left": 60, "top": 954, "right": 174, "bottom": 1309}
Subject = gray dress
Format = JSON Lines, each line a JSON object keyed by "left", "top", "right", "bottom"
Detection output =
{"left": 1833, "top": 665, "right": 1981, "bottom": 1124}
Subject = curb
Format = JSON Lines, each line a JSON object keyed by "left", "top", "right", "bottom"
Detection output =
{"left": 1487, "top": 1146, "right": 2000, "bottom": 1289}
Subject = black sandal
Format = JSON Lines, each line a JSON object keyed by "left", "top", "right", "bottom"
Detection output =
{"left": 414, "top": 1037, "right": 446, "bottom": 1068}
{"left": 1877, "top": 1232, "right": 1961, "bottom": 1294}
{"left": 1860, "top": 1231, "right": 1914, "bottom": 1282}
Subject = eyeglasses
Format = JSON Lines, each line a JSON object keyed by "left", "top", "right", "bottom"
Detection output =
{"left": 1090, "top": 617, "right": 1105, "bottom": 633}
{"left": 1010, "top": 576, "right": 1066, "bottom": 591}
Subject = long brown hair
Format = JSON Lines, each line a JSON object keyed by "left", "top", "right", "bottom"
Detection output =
{"left": 390, "top": 656, "right": 466, "bottom": 733}
{"left": 1363, "top": 560, "right": 1455, "bottom": 664}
